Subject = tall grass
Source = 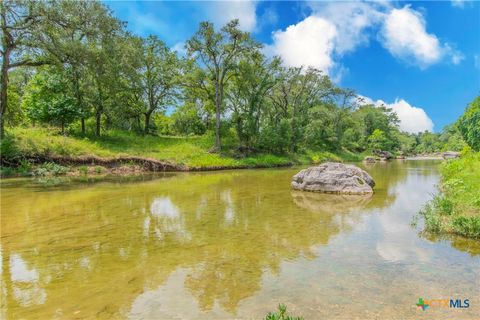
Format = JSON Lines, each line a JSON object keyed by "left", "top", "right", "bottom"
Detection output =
{"left": 419, "top": 150, "right": 480, "bottom": 239}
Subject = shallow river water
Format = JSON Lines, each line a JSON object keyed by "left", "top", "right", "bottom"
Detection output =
{"left": 1, "top": 160, "right": 479, "bottom": 319}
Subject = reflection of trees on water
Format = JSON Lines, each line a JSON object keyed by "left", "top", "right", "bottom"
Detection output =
{"left": 423, "top": 234, "right": 480, "bottom": 256}
{"left": 0, "top": 164, "right": 441, "bottom": 318}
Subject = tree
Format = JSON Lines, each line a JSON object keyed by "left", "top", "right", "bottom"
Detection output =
{"left": 187, "top": 19, "right": 259, "bottom": 151}
{"left": 82, "top": 11, "right": 123, "bottom": 136}
{"left": 226, "top": 52, "right": 280, "bottom": 148}
{"left": 0, "top": 0, "right": 46, "bottom": 137}
{"left": 37, "top": 0, "right": 117, "bottom": 135}
{"left": 457, "top": 96, "right": 480, "bottom": 151}
{"left": 23, "top": 69, "right": 80, "bottom": 133}
{"left": 133, "top": 35, "right": 181, "bottom": 134}
{"left": 368, "top": 129, "right": 389, "bottom": 151}
{"left": 269, "top": 66, "right": 337, "bottom": 152}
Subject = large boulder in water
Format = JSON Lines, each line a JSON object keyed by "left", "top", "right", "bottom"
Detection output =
{"left": 291, "top": 162, "right": 375, "bottom": 194}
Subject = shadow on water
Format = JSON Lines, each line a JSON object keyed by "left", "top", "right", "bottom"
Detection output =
{"left": 1, "top": 160, "right": 478, "bottom": 319}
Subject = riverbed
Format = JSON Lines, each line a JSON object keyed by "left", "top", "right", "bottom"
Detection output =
{"left": 1, "top": 160, "right": 478, "bottom": 319}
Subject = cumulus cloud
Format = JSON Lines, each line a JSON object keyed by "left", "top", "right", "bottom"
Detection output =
{"left": 268, "top": 16, "right": 337, "bottom": 73}
{"left": 206, "top": 0, "right": 257, "bottom": 32}
{"left": 267, "top": 2, "right": 386, "bottom": 76}
{"left": 380, "top": 6, "right": 462, "bottom": 67}
{"left": 380, "top": 6, "right": 442, "bottom": 67}
{"left": 308, "top": 1, "right": 387, "bottom": 54}
{"left": 357, "top": 95, "right": 434, "bottom": 133}
{"left": 268, "top": 2, "right": 462, "bottom": 74}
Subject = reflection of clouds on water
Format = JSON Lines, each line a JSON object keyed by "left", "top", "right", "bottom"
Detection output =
{"left": 374, "top": 174, "right": 438, "bottom": 263}
{"left": 150, "top": 197, "right": 180, "bottom": 219}
{"left": 148, "top": 196, "right": 191, "bottom": 242}
{"left": 221, "top": 190, "right": 235, "bottom": 225}
{"left": 10, "top": 254, "right": 38, "bottom": 282}
{"left": 196, "top": 196, "right": 208, "bottom": 220}
{"left": 9, "top": 254, "right": 46, "bottom": 306}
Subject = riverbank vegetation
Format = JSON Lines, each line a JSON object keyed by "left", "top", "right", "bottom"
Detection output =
{"left": 0, "top": 0, "right": 469, "bottom": 176}
{"left": 419, "top": 98, "right": 480, "bottom": 239}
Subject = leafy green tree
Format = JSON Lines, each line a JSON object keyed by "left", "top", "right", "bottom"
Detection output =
{"left": 131, "top": 35, "right": 181, "bottom": 134}
{"left": 1, "top": 0, "right": 47, "bottom": 137}
{"left": 258, "top": 119, "right": 292, "bottom": 154}
{"left": 83, "top": 14, "right": 123, "bottom": 136}
{"left": 171, "top": 102, "right": 207, "bottom": 136}
{"left": 38, "top": 0, "right": 116, "bottom": 134}
{"left": 269, "top": 67, "right": 337, "bottom": 152}
{"left": 439, "top": 124, "right": 466, "bottom": 151}
{"left": 23, "top": 69, "right": 80, "bottom": 133}
{"left": 368, "top": 129, "right": 389, "bottom": 151}
{"left": 187, "top": 19, "right": 259, "bottom": 151}
{"left": 457, "top": 96, "right": 480, "bottom": 151}
{"left": 226, "top": 52, "right": 280, "bottom": 149}
{"left": 414, "top": 131, "right": 442, "bottom": 153}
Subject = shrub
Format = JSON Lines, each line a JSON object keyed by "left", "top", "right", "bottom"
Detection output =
{"left": 265, "top": 304, "right": 303, "bottom": 320}
{"left": 32, "top": 162, "right": 68, "bottom": 177}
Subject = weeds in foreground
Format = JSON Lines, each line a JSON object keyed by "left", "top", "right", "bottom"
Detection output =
{"left": 265, "top": 304, "right": 304, "bottom": 320}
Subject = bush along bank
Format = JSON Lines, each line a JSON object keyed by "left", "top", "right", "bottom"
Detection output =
{"left": 417, "top": 150, "right": 480, "bottom": 239}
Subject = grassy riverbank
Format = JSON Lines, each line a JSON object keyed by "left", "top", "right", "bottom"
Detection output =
{"left": 0, "top": 127, "right": 364, "bottom": 176}
{"left": 419, "top": 150, "right": 480, "bottom": 239}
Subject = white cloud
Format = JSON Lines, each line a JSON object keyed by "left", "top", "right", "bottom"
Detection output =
{"left": 206, "top": 0, "right": 257, "bottom": 32}
{"left": 268, "top": 3, "right": 463, "bottom": 74}
{"left": 308, "top": 1, "right": 387, "bottom": 54}
{"left": 267, "top": 2, "right": 386, "bottom": 76}
{"left": 172, "top": 42, "right": 187, "bottom": 56}
{"left": 380, "top": 6, "right": 442, "bottom": 67}
{"left": 451, "top": 0, "right": 465, "bottom": 8}
{"left": 268, "top": 16, "right": 337, "bottom": 73}
{"left": 380, "top": 6, "right": 463, "bottom": 67}
{"left": 357, "top": 95, "right": 434, "bottom": 133}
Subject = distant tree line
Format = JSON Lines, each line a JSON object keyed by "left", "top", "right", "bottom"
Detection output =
{"left": 2, "top": 0, "right": 478, "bottom": 154}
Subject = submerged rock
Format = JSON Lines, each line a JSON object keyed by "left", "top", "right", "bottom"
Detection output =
{"left": 363, "top": 156, "right": 376, "bottom": 163}
{"left": 443, "top": 151, "right": 460, "bottom": 159}
{"left": 291, "top": 162, "right": 375, "bottom": 194}
{"left": 374, "top": 150, "right": 392, "bottom": 160}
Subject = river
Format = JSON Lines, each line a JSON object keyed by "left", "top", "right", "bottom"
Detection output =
{"left": 1, "top": 160, "right": 478, "bottom": 319}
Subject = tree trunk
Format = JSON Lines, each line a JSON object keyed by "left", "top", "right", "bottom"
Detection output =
{"left": 61, "top": 121, "right": 65, "bottom": 134}
{"left": 95, "top": 112, "right": 101, "bottom": 136}
{"left": 81, "top": 118, "right": 85, "bottom": 135}
{"left": 0, "top": 47, "right": 10, "bottom": 139}
{"left": 214, "top": 82, "right": 221, "bottom": 151}
{"left": 144, "top": 111, "right": 152, "bottom": 134}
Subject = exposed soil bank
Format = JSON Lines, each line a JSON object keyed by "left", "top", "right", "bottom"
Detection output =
{"left": 0, "top": 155, "right": 295, "bottom": 178}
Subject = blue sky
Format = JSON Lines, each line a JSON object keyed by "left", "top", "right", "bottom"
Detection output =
{"left": 105, "top": 0, "right": 480, "bottom": 133}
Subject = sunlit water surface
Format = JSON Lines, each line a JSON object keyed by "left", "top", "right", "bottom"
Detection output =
{"left": 1, "top": 160, "right": 479, "bottom": 319}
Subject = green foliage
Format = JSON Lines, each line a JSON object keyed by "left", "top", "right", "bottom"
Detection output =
{"left": 368, "top": 129, "right": 389, "bottom": 151}
{"left": 457, "top": 96, "right": 480, "bottom": 151}
{"left": 418, "top": 151, "right": 480, "bottom": 239}
{"left": 265, "top": 304, "right": 304, "bottom": 320}
{"left": 452, "top": 216, "right": 480, "bottom": 238}
{"left": 1, "top": 0, "right": 475, "bottom": 165}
{"left": 32, "top": 162, "right": 68, "bottom": 177}
{"left": 23, "top": 69, "right": 81, "bottom": 132}
{"left": 258, "top": 119, "right": 292, "bottom": 154}
{"left": 171, "top": 103, "right": 206, "bottom": 136}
